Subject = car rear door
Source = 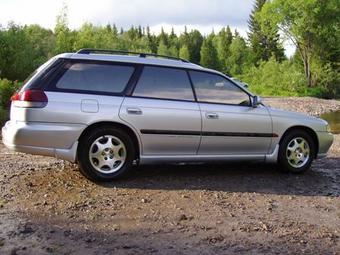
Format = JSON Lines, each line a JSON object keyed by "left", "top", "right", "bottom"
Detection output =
{"left": 119, "top": 66, "right": 201, "bottom": 155}
{"left": 189, "top": 70, "right": 273, "bottom": 155}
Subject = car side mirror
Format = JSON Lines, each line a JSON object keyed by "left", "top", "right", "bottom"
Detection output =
{"left": 252, "top": 95, "right": 262, "bottom": 108}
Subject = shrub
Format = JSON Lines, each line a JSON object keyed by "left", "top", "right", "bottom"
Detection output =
{"left": 0, "top": 79, "right": 21, "bottom": 126}
{"left": 0, "top": 79, "right": 21, "bottom": 109}
{"left": 237, "top": 57, "right": 307, "bottom": 97}
{"left": 312, "top": 63, "right": 340, "bottom": 99}
{"left": 0, "top": 107, "right": 9, "bottom": 126}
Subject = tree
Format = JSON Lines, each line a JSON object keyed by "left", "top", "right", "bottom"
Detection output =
{"left": 188, "top": 30, "right": 203, "bottom": 63}
{"left": 74, "top": 23, "right": 97, "bottom": 49}
{"left": 168, "top": 45, "right": 179, "bottom": 57}
{"left": 146, "top": 26, "right": 158, "bottom": 53}
{"left": 168, "top": 28, "right": 179, "bottom": 57}
{"left": 0, "top": 23, "right": 34, "bottom": 80}
{"left": 200, "top": 35, "right": 219, "bottom": 69}
{"left": 157, "top": 40, "right": 170, "bottom": 56}
{"left": 257, "top": 0, "right": 339, "bottom": 88}
{"left": 179, "top": 45, "right": 190, "bottom": 60}
{"left": 24, "top": 25, "right": 55, "bottom": 70}
{"left": 227, "top": 34, "right": 250, "bottom": 76}
{"left": 54, "top": 4, "right": 73, "bottom": 53}
{"left": 158, "top": 28, "right": 169, "bottom": 47}
{"left": 215, "top": 26, "right": 233, "bottom": 73}
{"left": 248, "top": 0, "right": 284, "bottom": 65}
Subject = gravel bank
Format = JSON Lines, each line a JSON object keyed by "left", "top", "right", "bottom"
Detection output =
{"left": 0, "top": 97, "right": 339, "bottom": 255}
{"left": 264, "top": 97, "right": 340, "bottom": 116}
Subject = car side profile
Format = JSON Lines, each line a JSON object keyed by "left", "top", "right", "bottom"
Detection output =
{"left": 2, "top": 49, "right": 334, "bottom": 182}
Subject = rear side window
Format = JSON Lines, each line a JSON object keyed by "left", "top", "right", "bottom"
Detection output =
{"left": 55, "top": 62, "right": 134, "bottom": 94}
{"left": 20, "top": 57, "right": 60, "bottom": 92}
{"left": 133, "top": 66, "right": 194, "bottom": 101}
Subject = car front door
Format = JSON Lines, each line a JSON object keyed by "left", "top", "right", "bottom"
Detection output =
{"left": 189, "top": 70, "right": 273, "bottom": 155}
{"left": 119, "top": 66, "right": 201, "bottom": 155}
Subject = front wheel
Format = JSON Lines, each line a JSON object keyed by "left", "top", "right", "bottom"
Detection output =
{"left": 278, "top": 130, "right": 316, "bottom": 173}
{"left": 77, "top": 127, "right": 135, "bottom": 182}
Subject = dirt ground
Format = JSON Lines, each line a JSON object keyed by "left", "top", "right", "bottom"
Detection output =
{"left": 0, "top": 97, "right": 339, "bottom": 255}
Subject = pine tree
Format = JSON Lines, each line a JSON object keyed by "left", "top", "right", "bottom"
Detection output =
{"left": 168, "top": 27, "right": 179, "bottom": 57}
{"left": 112, "top": 24, "right": 118, "bottom": 37}
{"left": 247, "top": 0, "right": 284, "bottom": 64}
{"left": 54, "top": 4, "right": 73, "bottom": 53}
{"left": 168, "top": 45, "right": 179, "bottom": 57}
{"left": 200, "top": 36, "right": 219, "bottom": 69}
{"left": 179, "top": 45, "right": 190, "bottom": 60}
{"left": 146, "top": 26, "right": 157, "bottom": 53}
{"left": 157, "top": 40, "right": 170, "bottom": 56}
{"left": 158, "top": 28, "right": 168, "bottom": 47}
{"left": 216, "top": 26, "right": 233, "bottom": 72}
{"left": 188, "top": 30, "right": 203, "bottom": 64}
{"left": 137, "top": 25, "right": 142, "bottom": 38}
{"left": 227, "top": 34, "right": 249, "bottom": 75}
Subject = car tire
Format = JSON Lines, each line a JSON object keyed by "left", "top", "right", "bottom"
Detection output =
{"left": 278, "top": 130, "right": 316, "bottom": 174}
{"left": 77, "top": 127, "right": 135, "bottom": 182}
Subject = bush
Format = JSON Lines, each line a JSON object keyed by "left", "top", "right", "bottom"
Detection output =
{"left": 0, "top": 79, "right": 21, "bottom": 126}
{"left": 237, "top": 58, "right": 308, "bottom": 97}
{"left": 0, "top": 79, "right": 21, "bottom": 109}
{"left": 0, "top": 107, "right": 9, "bottom": 126}
{"left": 313, "top": 63, "right": 340, "bottom": 99}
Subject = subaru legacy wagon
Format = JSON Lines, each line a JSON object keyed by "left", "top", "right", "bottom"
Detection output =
{"left": 2, "top": 49, "right": 334, "bottom": 182}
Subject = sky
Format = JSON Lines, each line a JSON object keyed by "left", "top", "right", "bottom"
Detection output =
{"left": 0, "top": 0, "right": 295, "bottom": 56}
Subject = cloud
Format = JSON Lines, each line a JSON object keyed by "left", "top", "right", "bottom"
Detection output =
{"left": 0, "top": 0, "right": 295, "bottom": 56}
{"left": 75, "top": 0, "right": 253, "bottom": 27}
{"left": 0, "top": 0, "right": 253, "bottom": 31}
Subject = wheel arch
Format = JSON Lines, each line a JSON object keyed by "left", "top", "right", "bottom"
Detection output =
{"left": 279, "top": 125, "right": 319, "bottom": 158}
{"left": 77, "top": 121, "right": 141, "bottom": 161}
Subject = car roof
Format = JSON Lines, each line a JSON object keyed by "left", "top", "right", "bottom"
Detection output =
{"left": 56, "top": 52, "right": 206, "bottom": 71}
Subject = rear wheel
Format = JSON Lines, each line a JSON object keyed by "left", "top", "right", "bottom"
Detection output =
{"left": 77, "top": 127, "right": 135, "bottom": 182}
{"left": 278, "top": 130, "right": 316, "bottom": 173}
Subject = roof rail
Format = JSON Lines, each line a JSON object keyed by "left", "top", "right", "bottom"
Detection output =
{"left": 76, "top": 48, "right": 190, "bottom": 63}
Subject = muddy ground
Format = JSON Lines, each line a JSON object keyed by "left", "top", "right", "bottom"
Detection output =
{"left": 0, "top": 97, "right": 339, "bottom": 255}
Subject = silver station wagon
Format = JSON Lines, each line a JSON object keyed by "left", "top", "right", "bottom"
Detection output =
{"left": 2, "top": 49, "right": 334, "bottom": 182}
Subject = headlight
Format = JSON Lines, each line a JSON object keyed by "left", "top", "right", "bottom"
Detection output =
{"left": 326, "top": 124, "right": 331, "bottom": 133}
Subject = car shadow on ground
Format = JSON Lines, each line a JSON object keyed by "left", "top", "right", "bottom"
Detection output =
{"left": 99, "top": 157, "right": 340, "bottom": 197}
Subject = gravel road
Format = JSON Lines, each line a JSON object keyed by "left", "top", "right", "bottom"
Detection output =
{"left": 0, "top": 97, "right": 339, "bottom": 255}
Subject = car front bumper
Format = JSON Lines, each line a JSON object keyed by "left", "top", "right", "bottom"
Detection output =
{"left": 1, "top": 121, "right": 85, "bottom": 162}
{"left": 316, "top": 131, "right": 334, "bottom": 159}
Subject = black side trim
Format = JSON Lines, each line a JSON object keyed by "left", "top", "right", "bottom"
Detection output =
{"left": 140, "top": 129, "right": 278, "bottom": 138}
{"left": 201, "top": 131, "right": 277, "bottom": 137}
{"left": 141, "top": 130, "right": 201, "bottom": 136}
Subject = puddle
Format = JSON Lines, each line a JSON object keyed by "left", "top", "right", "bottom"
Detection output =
{"left": 320, "top": 110, "right": 340, "bottom": 134}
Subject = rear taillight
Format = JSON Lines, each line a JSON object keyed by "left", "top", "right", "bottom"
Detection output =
{"left": 11, "top": 90, "right": 48, "bottom": 108}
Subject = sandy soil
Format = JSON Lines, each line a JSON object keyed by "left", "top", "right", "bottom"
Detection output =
{"left": 0, "top": 97, "right": 339, "bottom": 255}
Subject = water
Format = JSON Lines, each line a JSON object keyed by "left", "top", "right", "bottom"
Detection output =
{"left": 320, "top": 110, "right": 340, "bottom": 134}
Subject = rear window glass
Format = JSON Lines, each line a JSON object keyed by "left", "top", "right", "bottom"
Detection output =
{"left": 56, "top": 62, "right": 134, "bottom": 93}
{"left": 20, "top": 57, "right": 58, "bottom": 92}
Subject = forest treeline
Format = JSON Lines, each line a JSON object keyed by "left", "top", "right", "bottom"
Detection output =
{"left": 0, "top": 0, "right": 339, "bottom": 107}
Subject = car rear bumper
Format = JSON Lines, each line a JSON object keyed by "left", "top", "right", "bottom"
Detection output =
{"left": 1, "top": 121, "right": 84, "bottom": 162}
{"left": 316, "top": 131, "right": 334, "bottom": 159}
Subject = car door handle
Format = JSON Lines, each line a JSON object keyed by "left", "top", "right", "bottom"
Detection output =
{"left": 127, "top": 107, "right": 143, "bottom": 115}
{"left": 206, "top": 112, "right": 219, "bottom": 119}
